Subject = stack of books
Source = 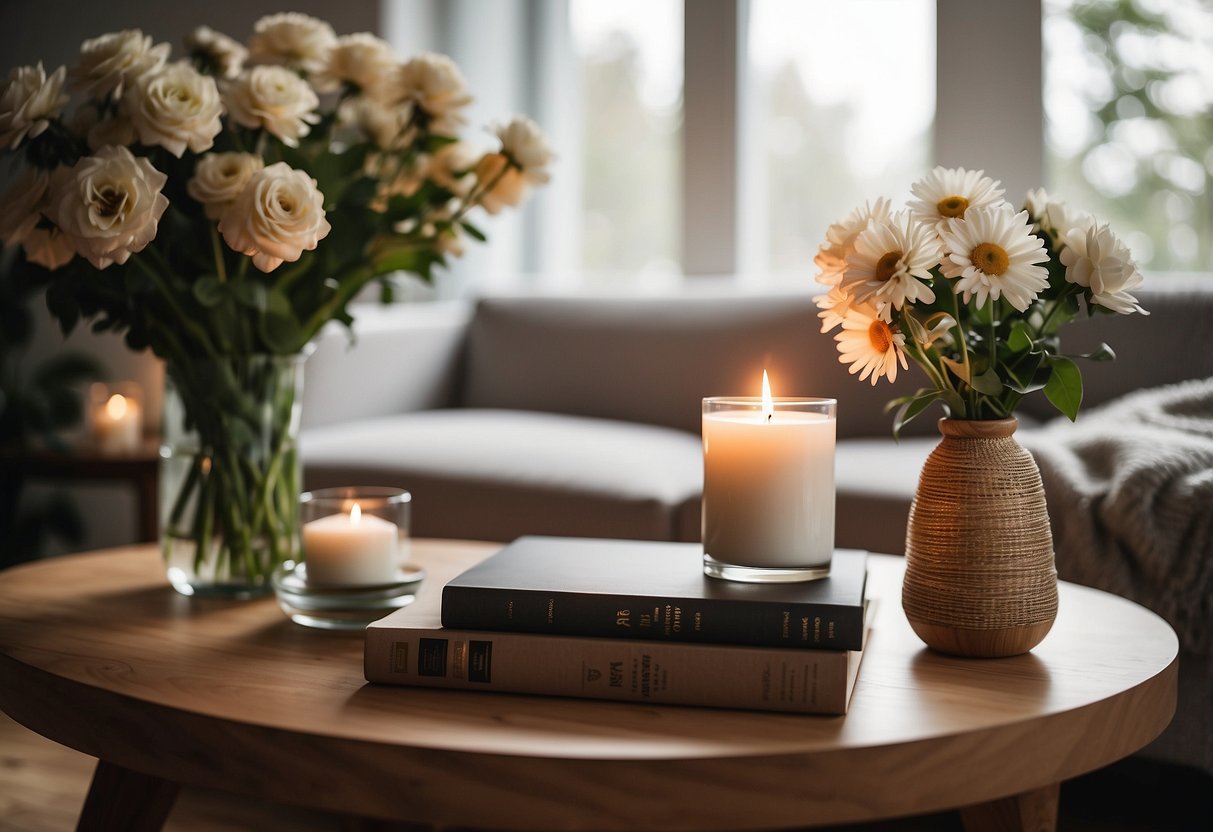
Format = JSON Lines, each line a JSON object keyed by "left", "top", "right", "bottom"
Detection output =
{"left": 364, "top": 536, "right": 871, "bottom": 714}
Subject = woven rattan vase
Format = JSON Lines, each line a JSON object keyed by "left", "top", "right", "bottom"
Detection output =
{"left": 902, "top": 418, "right": 1058, "bottom": 658}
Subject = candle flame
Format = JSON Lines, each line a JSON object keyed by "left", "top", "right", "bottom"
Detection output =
{"left": 105, "top": 394, "right": 128, "bottom": 420}
{"left": 350, "top": 502, "right": 362, "bottom": 524}
{"left": 761, "top": 370, "right": 773, "bottom": 422}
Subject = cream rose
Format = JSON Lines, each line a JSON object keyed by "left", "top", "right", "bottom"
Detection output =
{"left": 218, "top": 162, "right": 330, "bottom": 272}
{"left": 49, "top": 145, "right": 168, "bottom": 269}
{"left": 390, "top": 53, "right": 472, "bottom": 133}
{"left": 184, "top": 26, "right": 247, "bottom": 80}
{"left": 188, "top": 152, "right": 265, "bottom": 220}
{"left": 126, "top": 62, "right": 223, "bottom": 157}
{"left": 69, "top": 29, "right": 169, "bottom": 99}
{"left": 0, "top": 63, "right": 69, "bottom": 150}
{"left": 247, "top": 13, "right": 336, "bottom": 76}
{"left": 496, "top": 116, "right": 553, "bottom": 183}
{"left": 312, "top": 33, "right": 397, "bottom": 96}
{"left": 224, "top": 65, "right": 320, "bottom": 147}
{"left": 23, "top": 225, "right": 76, "bottom": 270}
{"left": 340, "top": 95, "right": 411, "bottom": 149}
{"left": 475, "top": 117, "right": 553, "bottom": 214}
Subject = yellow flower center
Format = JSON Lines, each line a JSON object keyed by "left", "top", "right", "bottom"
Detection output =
{"left": 972, "top": 242, "right": 1010, "bottom": 276}
{"left": 937, "top": 195, "right": 969, "bottom": 218}
{"left": 874, "top": 250, "right": 904, "bottom": 283}
{"left": 868, "top": 320, "right": 894, "bottom": 353}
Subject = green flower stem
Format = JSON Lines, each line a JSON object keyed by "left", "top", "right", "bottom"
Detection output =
{"left": 299, "top": 264, "right": 377, "bottom": 344}
{"left": 210, "top": 228, "right": 228, "bottom": 284}
{"left": 136, "top": 259, "right": 223, "bottom": 362}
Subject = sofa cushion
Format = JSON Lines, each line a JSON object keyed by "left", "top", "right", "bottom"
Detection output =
{"left": 461, "top": 293, "right": 937, "bottom": 439}
{"left": 302, "top": 409, "right": 703, "bottom": 543}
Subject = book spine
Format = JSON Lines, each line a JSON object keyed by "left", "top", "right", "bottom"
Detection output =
{"left": 440, "top": 587, "right": 863, "bottom": 651}
{"left": 364, "top": 625, "right": 853, "bottom": 714}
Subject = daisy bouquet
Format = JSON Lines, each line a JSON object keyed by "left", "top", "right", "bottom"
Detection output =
{"left": 815, "top": 166, "right": 1148, "bottom": 435}
{"left": 0, "top": 14, "right": 552, "bottom": 591}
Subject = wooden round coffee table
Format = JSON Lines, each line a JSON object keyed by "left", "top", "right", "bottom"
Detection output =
{"left": 0, "top": 540, "right": 1177, "bottom": 831}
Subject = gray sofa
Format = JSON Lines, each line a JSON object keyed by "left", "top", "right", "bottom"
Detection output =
{"left": 301, "top": 281, "right": 1212, "bottom": 775}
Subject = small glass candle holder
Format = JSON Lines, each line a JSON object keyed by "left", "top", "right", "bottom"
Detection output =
{"left": 702, "top": 393, "right": 836, "bottom": 583}
{"left": 299, "top": 487, "right": 412, "bottom": 587}
{"left": 87, "top": 381, "right": 144, "bottom": 455}
{"left": 274, "top": 487, "right": 419, "bottom": 631}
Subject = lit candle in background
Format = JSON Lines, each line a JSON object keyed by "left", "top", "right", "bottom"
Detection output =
{"left": 702, "top": 372, "right": 836, "bottom": 580}
{"left": 90, "top": 386, "right": 143, "bottom": 455}
{"left": 302, "top": 502, "right": 400, "bottom": 586}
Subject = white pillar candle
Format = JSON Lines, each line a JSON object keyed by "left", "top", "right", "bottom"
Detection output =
{"left": 702, "top": 373, "right": 836, "bottom": 570}
{"left": 92, "top": 393, "right": 142, "bottom": 455}
{"left": 302, "top": 503, "right": 400, "bottom": 586}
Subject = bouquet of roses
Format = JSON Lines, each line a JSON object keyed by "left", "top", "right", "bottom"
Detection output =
{"left": 0, "top": 14, "right": 552, "bottom": 592}
{"left": 814, "top": 166, "right": 1147, "bottom": 436}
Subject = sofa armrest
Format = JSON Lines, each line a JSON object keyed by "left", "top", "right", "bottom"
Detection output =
{"left": 301, "top": 300, "right": 472, "bottom": 429}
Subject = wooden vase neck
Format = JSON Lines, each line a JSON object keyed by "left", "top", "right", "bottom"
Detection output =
{"left": 937, "top": 418, "right": 1019, "bottom": 439}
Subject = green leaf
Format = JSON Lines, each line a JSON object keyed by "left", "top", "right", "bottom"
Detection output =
{"left": 460, "top": 221, "right": 487, "bottom": 243}
{"left": 1044, "top": 356, "right": 1083, "bottom": 421}
{"left": 970, "top": 367, "right": 1004, "bottom": 396}
{"left": 890, "top": 390, "right": 942, "bottom": 441}
{"left": 941, "top": 356, "right": 970, "bottom": 383}
{"left": 192, "top": 276, "right": 225, "bottom": 308}
{"left": 1008, "top": 324, "right": 1034, "bottom": 353}
{"left": 232, "top": 279, "right": 266, "bottom": 310}
{"left": 1004, "top": 351, "right": 1046, "bottom": 394}
{"left": 1078, "top": 342, "right": 1116, "bottom": 362}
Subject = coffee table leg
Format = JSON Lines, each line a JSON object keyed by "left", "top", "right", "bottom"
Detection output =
{"left": 76, "top": 759, "right": 179, "bottom": 832}
{"left": 958, "top": 782, "right": 1059, "bottom": 832}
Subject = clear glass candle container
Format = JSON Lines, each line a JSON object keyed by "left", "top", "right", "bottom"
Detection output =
{"left": 87, "top": 381, "right": 144, "bottom": 456}
{"left": 298, "top": 487, "right": 412, "bottom": 587}
{"left": 702, "top": 396, "right": 836, "bottom": 583}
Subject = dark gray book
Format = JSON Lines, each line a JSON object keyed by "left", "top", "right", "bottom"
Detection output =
{"left": 441, "top": 536, "right": 868, "bottom": 651}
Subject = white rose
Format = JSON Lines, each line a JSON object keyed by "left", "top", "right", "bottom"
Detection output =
{"left": 495, "top": 116, "right": 553, "bottom": 184}
{"left": 474, "top": 117, "right": 553, "bottom": 214}
{"left": 339, "top": 95, "right": 411, "bottom": 149}
{"left": 184, "top": 26, "right": 247, "bottom": 80}
{"left": 389, "top": 53, "right": 472, "bottom": 133}
{"left": 0, "top": 168, "right": 49, "bottom": 246}
{"left": 126, "top": 62, "right": 223, "bottom": 158}
{"left": 69, "top": 29, "right": 169, "bottom": 100}
{"left": 427, "top": 142, "right": 476, "bottom": 195}
{"left": 313, "top": 33, "right": 397, "bottom": 95}
{"left": 188, "top": 152, "right": 265, "bottom": 220}
{"left": 224, "top": 66, "right": 320, "bottom": 147}
{"left": 49, "top": 145, "right": 168, "bottom": 269}
{"left": 1060, "top": 224, "right": 1149, "bottom": 315}
{"left": 247, "top": 13, "right": 336, "bottom": 76}
{"left": 218, "top": 162, "right": 330, "bottom": 273}
{"left": 0, "top": 63, "right": 69, "bottom": 150}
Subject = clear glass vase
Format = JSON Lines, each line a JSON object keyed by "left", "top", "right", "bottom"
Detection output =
{"left": 160, "top": 353, "right": 307, "bottom": 599}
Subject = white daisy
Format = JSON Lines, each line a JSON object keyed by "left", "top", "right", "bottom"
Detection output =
{"left": 938, "top": 206, "right": 1049, "bottom": 311}
{"left": 813, "top": 197, "right": 891, "bottom": 286}
{"left": 909, "top": 166, "right": 1006, "bottom": 230}
{"left": 841, "top": 210, "right": 941, "bottom": 314}
{"left": 1024, "top": 187, "right": 1093, "bottom": 243}
{"left": 815, "top": 284, "right": 854, "bottom": 333}
{"left": 834, "top": 302, "right": 909, "bottom": 385}
{"left": 1060, "top": 224, "right": 1148, "bottom": 316}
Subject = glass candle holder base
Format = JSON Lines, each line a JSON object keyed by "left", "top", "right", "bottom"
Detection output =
{"left": 272, "top": 561, "right": 425, "bottom": 630}
{"left": 703, "top": 554, "right": 831, "bottom": 583}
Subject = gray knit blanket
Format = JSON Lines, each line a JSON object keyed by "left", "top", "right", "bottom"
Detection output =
{"left": 1021, "top": 377, "right": 1213, "bottom": 655}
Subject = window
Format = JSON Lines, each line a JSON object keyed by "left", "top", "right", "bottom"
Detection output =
{"left": 743, "top": 0, "right": 935, "bottom": 278}
{"left": 1044, "top": 0, "right": 1213, "bottom": 272}
{"left": 570, "top": 0, "right": 683, "bottom": 281}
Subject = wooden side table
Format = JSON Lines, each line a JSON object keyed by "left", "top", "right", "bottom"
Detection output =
{"left": 0, "top": 437, "right": 160, "bottom": 544}
{"left": 0, "top": 541, "right": 1179, "bottom": 831}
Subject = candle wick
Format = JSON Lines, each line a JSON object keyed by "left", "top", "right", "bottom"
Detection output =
{"left": 767, "top": 413, "right": 772, "bottom": 423}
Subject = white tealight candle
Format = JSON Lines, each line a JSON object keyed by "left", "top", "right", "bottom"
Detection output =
{"left": 92, "top": 393, "right": 142, "bottom": 455}
{"left": 702, "top": 372, "right": 836, "bottom": 576}
{"left": 302, "top": 503, "right": 400, "bottom": 586}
